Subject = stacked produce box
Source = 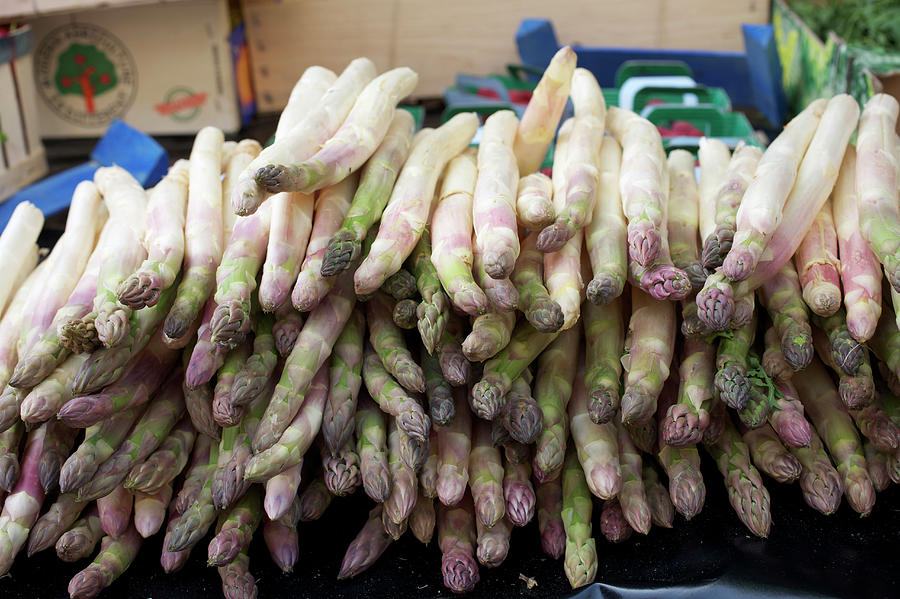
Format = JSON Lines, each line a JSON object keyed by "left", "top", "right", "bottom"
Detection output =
{"left": 0, "top": 44, "right": 899, "bottom": 598}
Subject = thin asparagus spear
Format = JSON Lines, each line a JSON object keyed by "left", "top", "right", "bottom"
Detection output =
{"left": 356, "top": 394, "right": 391, "bottom": 503}
{"left": 536, "top": 478, "right": 565, "bottom": 559}
{"left": 337, "top": 505, "right": 393, "bottom": 579}
{"left": 410, "top": 488, "right": 436, "bottom": 544}
{"left": 616, "top": 418, "right": 652, "bottom": 534}
{"left": 570, "top": 362, "right": 622, "bottom": 500}
{"left": 561, "top": 447, "right": 597, "bottom": 589}
{"left": 362, "top": 344, "right": 430, "bottom": 442}
{"left": 469, "top": 418, "right": 505, "bottom": 528}
{"left": 230, "top": 313, "right": 278, "bottom": 407}
{"left": 657, "top": 375, "right": 705, "bottom": 519}
{"left": 502, "top": 457, "right": 535, "bottom": 526}
{"left": 423, "top": 349, "right": 454, "bottom": 427}
{"left": 741, "top": 424, "right": 803, "bottom": 484}
{"left": 59, "top": 406, "right": 142, "bottom": 494}
{"left": 585, "top": 136, "right": 627, "bottom": 305}
{"left": 37, "top": 420, "right": 78, "bottom": 493}
{"left": 511, "top": 230, "right": 564, "bottom": 333}
{"left": 384, "top": 418, "right": 417, "bottom": 533}
{"left": 787, "top": 423, "right": 843, "bottom": 515}
{"left": 599, "top": 498, "right": 633, "bottom": 543}
{"left": 534, "top": 326, "right": 579, "bottom": 481}
{"left": 367, "top": 291, "right": 425, "bottom": 393}
{"left": 56, "top": 504, "right": 102, "bottom": 563}
{"left": 663, "top": 336, "right": 715, "bottom": 447}
{"left": 207, "top": 486, "right": 262, "bottom": 567}
{"left": 133, "top": 485, "right": 172, "bottom": 538}
{"left": 96, "top": 484, "right": 132, "bottom": 538}
{"left": 642, "top": 463, "right": 675, "bottom": 528}
{"left": 26, "top": 492, "right": 84, "bottom": 556}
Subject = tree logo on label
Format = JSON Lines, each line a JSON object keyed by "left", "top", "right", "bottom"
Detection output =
{"left": 35, "top": 23, "right": 137, "bottom": 128}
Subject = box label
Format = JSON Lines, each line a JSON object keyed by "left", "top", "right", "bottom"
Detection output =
{"left": 34, "top": 23, "right": 137, "bottom": 127}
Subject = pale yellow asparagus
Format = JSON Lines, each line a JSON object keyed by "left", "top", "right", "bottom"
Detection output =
{"left": 0, "top": 202, "right": 44, "bottom": 317}
{"left": 585, "top": 136, "right": 626, "bottom": 305}
{"left": 513, "top": 45, "right": 576, "bottom": 175}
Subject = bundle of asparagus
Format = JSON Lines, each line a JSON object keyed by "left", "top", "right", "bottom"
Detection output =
{"left": 3, "top": 48, "right": 900, "bottom": 598}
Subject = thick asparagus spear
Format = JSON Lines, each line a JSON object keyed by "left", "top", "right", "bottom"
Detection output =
{"left": 663, "top": 336, "right": 714, "bottom": 447}
{"left": 207, "top": 486, "right": 261, "bottom": 567}
{"left": 569, "top": 363, "right": 622, "bottom": 500}
{"left": 666, "top": 149, "right": 705, "bottom": 287}
{"left": 511, "top": 230, "right": 564, "bottom": 333}
{"left": 741, "top": 424, "right": 802, "bottom": 484}
{"left": 642, "top": 464, "right": 675, "bottom": 528}
{"left": 516, "top": 172, "right": 555, "bottom": 231}
{"left": 367, "top": 292, "right": 425, "bottom": 393}
{"left": 56, "top": 503, "right": 102, "bottom": 563}
{"left": 502, "top": 457, "right": 535, "bottom": 527}
{"left": 832, "top": 145, "right": 881, "bottom": 342}
{"left": 795, "top": 200, "right": 842, "bottom": 316}
{"left": 759, "top": 261, "right": 814, "bottom": 371}
{"left": 513, "top": 45, "right": 575, "bottom": 175}
{"left": 475, "top": 515, "right": 511, "bottom": 568}
{"left": 657, "top": 375, "right": 705, "bottom": 519}
{"left": 697, "top": 137, "right": 731, "bottom": 269}
{"left": 714, "top": 313, "right": 755, "bottom": 410}
{"left": 322, "top": 311, "right": 364, "bottom": 455}
{"left": 0, "top": 425, "right": 48, "bottom": 574}
{"left": 621, "top": 289, "right": 677, "bottom": 425}
{"left": 585, "top": 136, "right": 627, "bottom": 305}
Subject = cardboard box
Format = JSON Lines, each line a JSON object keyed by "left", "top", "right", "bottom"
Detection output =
{"left": 28, "top": 0, "right": 240, "bottom": 137}
{"left": 0, "top": 25, "right": 48, "bottom": 202}
{"left": 241, "top": 0, "right": 770, "bottom": 113}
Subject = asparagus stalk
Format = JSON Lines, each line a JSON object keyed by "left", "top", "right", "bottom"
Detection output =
{"left": 473, "top": 236, "right": 519, "bottom": 312}
{"left": 585, "top": 136, "right": 627, "bottom": 305}
{"left": 124, "top": 418, "right": 195, "bottom": 494}
{"left": 511, "top": 230, "right": 564, "bottom": 333}
{"left": 561, "top": 447, "right": 597, "bottom": 589}
{"left": 768, "top": 379, "right": 814, "bottom": 449}
{"left": 599, "top": 498, "right": 633, "bottom": 543}
{"left": 335, "top": 505, "right": 392, "bottom": 580}
{"left": 437, "top": 493, "right": 480, "bottom": 593}
{"left": 621, "top": 289, "right": 677, "bottom": 425}
{"left": 207, "top": 486, "right": 261, "bottom": 566}
{"left": 217, "top": 548, "right": 257, "bottom": 599}
{"left": 437, "top": 313, "right": 471, "bottom": 387}
{"left": 513, "top": 45, "right": 576, "bottom": 175}
{"left": 256, "top": 67, "right": 419, "bottom": 195}
{"left": 534, "top": 326, "right": 579, "bottom": 481}
{"left": 762, "top": 324, "right": 794, "bottom": 384}
{"left": 253, "top": 272, "right": 355, "bottom": 451}
{"left": 384, "top": 417, "right": 418, "bottom": 534}
{"left": 322, "top": 110, "right": 416, "bottom": 277}
{"left": 272, "top": 302, "right": 304, "bottom": 358}
{"left": 209, "top": 201, "right": 274, "bottom": 347}
{"left": 537, "top": 68, "right": 605, "bottom": 253}
{"left": 356, "top": 394, "right": 391, "bottom": 503}
{"left": 437, "top": 388, "right": 471, "bottom": 507}
{"left": 657, "top": 375, "right": 705, "bottom": 519}
{"left": 616, "top": 418, "right": 652, "bottom": 534}
{"left": 56, "top": 504, "right": 102, "bottom": 563}
{"left": 292, "top": 173, "right": 359, "bottom": 311}
{"left": 19, "top": 353, "right": 88, "bottom": 424}
{"left": 500, "top": 371, "right": 542, "bottom": 444}
{"left": 367, "top": 292, "right": 425, "bottom": 392}
{"left": 0, "top": 426, "right": 49, "bottom": 573}
{"left": 714, "top": 313, "right": 755, "bottom": 410}
{"left": 212, "top": 341, "right": 253, "bottom": 427}
{"left": 26, "top": 492, "right": 84, "bottom": 556}
{"left": 666, "top": 149, "right": 705, "bottom": 287}
{"left": 167, "top": 439, "right": 220, "bottom": 552}
{"left": 642, "top": 464, "right": 675, "bottom": 528}
{"left": 0, "top": 422, "right": 21, "bottom": 492}
{"left": 244, "top": 364, "right": 329, "bottom": 481}
{"left": 697, "top": 137, "right": 731, "bottom": 269}
{"left": 420, "top": 349, "right": 453, "bottom": 428}
{"left": 411, "top": 231, "right": 450, "bottom": 355}
{"left": 663, "top": 336, "right": 714, "bottom": 447}
{"left": 432, "top": 149, "right": 487, "bottom": 316}
{"left": 325, "top": 440, "right": 362, "bottom": 496}
{"left": 569, "top": 363, "right": 622, "bottom": 499}
{"left": 704, "top": 418, "right": 772, "bottom": 537}
{"left": 230, "top": 313, "right": 278, "bottom": 407}
{"left": 67, "top": 525, "right": 141, "bottom": 599}
{"left": 263, "top": 492, "right": 301, "bottom": 572}
{"left": 536, "top": 478, "right": 565, "bottom": 559}
{"left": 468, "top": 418, "right": 505, "bottom": 527}
{"left": 863, "top": 440, "right": 891, "bottom": 492}
{"left": 471, "top": 110, "right": 522, "bottom": 280}
{"left": 857, "top": 94, "right": 900, "bottom": 291}
{"left": 185, "top": 299, "right": 226, "bottom": 389}
{"left": 61, "top": 339, "right": 178, "bottom": 427}
{"left": 117, "top": 160, "right": 191, "bottom": 309}
{"left": 475, "top": 515, "right": 511, "bottom": 567}
{"left": 321, "top": 311, "right": 364, "bottom": 455}
{"left": 832, "top": 145, "right": 881, "bottom": 342}
{"left": 164, "top": 127, "right": 225, "bottom": 339}
{"left": 96, "top": 484, "right": 133, "bottom": 538}
{"left": 723, "top": 99, "right": 827, "bottom": 280}
{"left": 788, "top": 423, "right": 843, "bottom": 515}
{"left": 263, "top": 462, "right": 302, "bottom": 521}
{"left": 0, "top": 202, "right": 43, "bottom": 317}
{"left": 37, "top": 419, "right": 78, "bottom": 492}
{"left": 702, "top": 143, "right": 763, "bottom": 270}
{"left": 502, "top": 457, "right": 535, "bottom": 527}
{"left": 794, "top": 199, "right": 842, "bottom": 316}
{"left": 793, "top": 359, "right": 876, "bottom": 515}
{"left": 605, "top": 106, "right": 668, "bottom": 268}
{"left": 59, "top": 406, "right": 142, "bottom": 494}
{"left": 133, "top": 485, "right": 173, "bottom": 538}
{"left": 759, "top": 261, "right": 814, "bottom": 371}
{"left": 741, "top": 424, "right": 803, "bottom": 484}
{"left": 516, "top": 172, "right": 555, "bottom": 230}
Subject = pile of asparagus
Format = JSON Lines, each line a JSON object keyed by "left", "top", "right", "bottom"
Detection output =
{"left": 1, "top": 47, "right": 900, "bottom": 597}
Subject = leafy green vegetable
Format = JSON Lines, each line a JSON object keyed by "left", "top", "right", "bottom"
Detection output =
{"left": 789, "top": 0, "right": 900, "bottom": 49}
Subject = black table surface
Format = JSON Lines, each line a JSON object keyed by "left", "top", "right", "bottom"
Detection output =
{"left": 4, "top": 117, "right": 900, "bottom": 599}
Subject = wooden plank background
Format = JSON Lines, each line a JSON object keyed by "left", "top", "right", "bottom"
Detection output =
{"left": 241, "top": 0, "right": 770, "bottom": 112}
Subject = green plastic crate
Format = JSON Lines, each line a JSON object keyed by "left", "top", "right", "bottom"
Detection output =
{"left": 644, "top": 105, "right": 760, "bottom": 150}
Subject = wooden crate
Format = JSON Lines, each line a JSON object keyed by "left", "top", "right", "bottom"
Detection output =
{"left": 0, "top": 25, "right": 48, "bottom": 203}
{"left": 241, "top": 0, "right": 770, "bottom": 112}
